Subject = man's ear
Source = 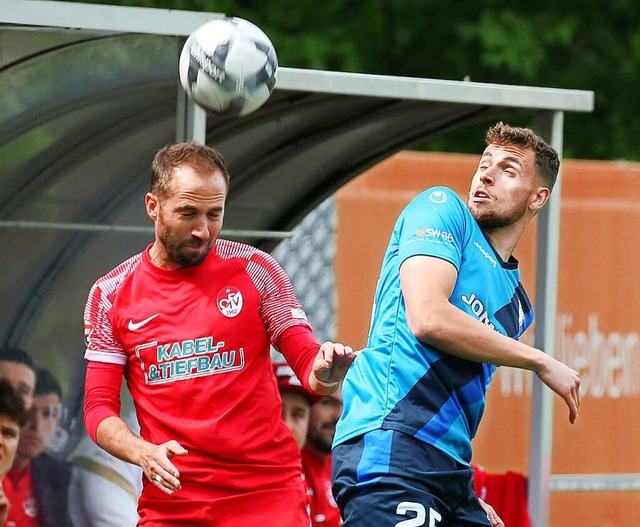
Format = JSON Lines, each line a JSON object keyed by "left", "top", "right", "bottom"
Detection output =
{"left": 530, "top": 186, "right": 550, "bottom": 212}
{"left": 145, "top": 192, "right": 159, "bottom": 221}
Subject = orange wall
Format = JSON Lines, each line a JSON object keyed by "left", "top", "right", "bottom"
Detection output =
{"left": 335, "top": 152, "right": 640, "bottom": 527}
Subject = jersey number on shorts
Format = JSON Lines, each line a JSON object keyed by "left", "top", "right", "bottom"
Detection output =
{"left": 395, "top": 502, "right": 442, "bottom": 527}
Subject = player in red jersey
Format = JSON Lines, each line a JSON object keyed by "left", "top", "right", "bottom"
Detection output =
{"left": 302, "top": 388, "right": 343, "bottom": 527}
{"left": 273, "top": 354, "right": 318, "bottom": 450}
{"left": 82, "top": 142, "right": 355, "bottom": 526}
{"left": 0, "top": 380, "right": 29, "bottom": 526}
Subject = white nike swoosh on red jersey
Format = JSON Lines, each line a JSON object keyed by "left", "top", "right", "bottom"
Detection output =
{"left": 128, "top": 313, "right": 159, "bottom": 331}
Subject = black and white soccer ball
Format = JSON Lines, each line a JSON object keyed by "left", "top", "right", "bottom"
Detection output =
{"left": 179, "top": 17, "right": 278, "bottom": 117}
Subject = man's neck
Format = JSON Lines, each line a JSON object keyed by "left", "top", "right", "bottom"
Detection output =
{"left": 11, "top": 454, "right": 30, "bottom": 475}
{"left": 304, "top": 442, "right": 330, "bottom": 459}
{"left": 148, "top": 243, "right": 179, "bottom": 270}
{"left": 482, "top": 219, "right": 530, "bottom": 262}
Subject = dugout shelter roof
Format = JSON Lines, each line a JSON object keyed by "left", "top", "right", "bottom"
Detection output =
{"left": 0, "top": 3, "right": 593, "bottom": 525}
{"left": 0, "top": 0, "right": 593, "bottom": 349}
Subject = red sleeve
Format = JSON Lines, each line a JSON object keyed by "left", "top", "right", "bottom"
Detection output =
{"left": 83, "top": 281, "right": 128, "bottom": 365}
{"left": 246, "top": 250, "right": 313, "bottom": 343}
{"left": 274, "top": 325, "right": 321, "bottom": 394}
{"left": 83, "top": 360, "right": 124, "bottom": 443}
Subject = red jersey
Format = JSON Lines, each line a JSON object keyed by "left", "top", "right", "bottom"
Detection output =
{"left": 84, "top": 240, "right": 314, "bottom": 509}
{"left": 4, "top": 465, "right": 39, "bottom": 527}
{"left": 301, "top": 447, "right": 342, "bottom": 527}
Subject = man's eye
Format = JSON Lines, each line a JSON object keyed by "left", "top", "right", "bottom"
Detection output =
{"left": 2, "top": 428, "right": 17, "bottom": 439}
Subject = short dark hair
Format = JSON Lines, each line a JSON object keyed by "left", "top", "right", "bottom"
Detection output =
{"left": 0, "top": 347, "right": 36, "bottom": 371}
{"left": 0, "top": 379, "right": 29, "bottom": 427}
{"left": 150, "top": 142, "right": 230, "bottom": 198}
{"left": 486, "top": 122, "right": 560, "bottom": 191}
{"left": 34, "top": 368, "right": 62, "bottom": 399}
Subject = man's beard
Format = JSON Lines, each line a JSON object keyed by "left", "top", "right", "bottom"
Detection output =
{"left": 311, "top": 424, "right": 336, "bottom": 454}
{"left": 469, "top": 201, "right": 528, "bottom": 230}
{"left": 158, "top": 225, "right": 214, "bottom": 267}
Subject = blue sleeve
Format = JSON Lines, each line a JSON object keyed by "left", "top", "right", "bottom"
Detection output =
{"left": 397, "top": 187, "right": 470, "bottom": 271}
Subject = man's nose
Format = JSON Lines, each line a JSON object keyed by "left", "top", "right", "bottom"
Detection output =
{"left": 480, "top": 167, "right": 495, "bottom": 184}
{"left": 191, "top": 217, "right": 209, "bottom": 239}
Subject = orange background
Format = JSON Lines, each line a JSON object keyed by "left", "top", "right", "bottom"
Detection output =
{"left": 334, "top": 152, "right": 640, "bottom": 526}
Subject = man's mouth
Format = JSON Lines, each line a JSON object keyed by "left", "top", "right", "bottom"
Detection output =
{"left": 473, "top": 188, "right": 492, "bottom": 200}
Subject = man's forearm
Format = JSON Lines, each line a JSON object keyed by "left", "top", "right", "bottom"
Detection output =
{"left": 409, "top": 300, "right": 547, "bottom": 372}
{"left": 95, "top": 415, "right": 151, "bottom": 467}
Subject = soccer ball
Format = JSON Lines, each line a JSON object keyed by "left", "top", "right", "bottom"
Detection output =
{"left": 179, "top": 17, "right": 278, "bottom": 117}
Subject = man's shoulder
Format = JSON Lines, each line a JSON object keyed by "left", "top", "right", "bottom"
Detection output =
{"left": 32, "top": 452, "right": 71, "bottom": 480}
{"left": 400, "top": 186, "right": 473, "bottom": 232}
{"left": 215, "top": 238, "right": 280, "bottom": 270}
{"left": 412, "top": 186, "right": 467, "bottom": 210}
{"left": 31, "top": 453, "right": 72, "bottom": 526}
{"left": 32, "top": 451, "right": 70, "bottom": 468}
{"left": 91, "top": 251, "right": 145, "bottom": 294}
{"left": 89, "top": 252, "right": 143, "bottom": 306}
{"left": 215, "top": 238, "right": 262, "bottom": 260}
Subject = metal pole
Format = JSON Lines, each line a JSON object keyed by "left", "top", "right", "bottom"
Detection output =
{"left": 0, "top": 220, "right": 293, "bottom": 240}
{"left": 528, "top": 111, "right": 564, "bottom": 527}
{"left": 176, "top": 86, "right": 207, "bottom": 145}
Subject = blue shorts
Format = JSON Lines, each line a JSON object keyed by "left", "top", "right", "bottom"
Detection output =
{"left": 332, "top": 430, "right": 491, "bottom": 527}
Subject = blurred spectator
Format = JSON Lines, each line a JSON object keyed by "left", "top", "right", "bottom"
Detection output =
{"left": 0, "top": 380, "right": 28, "bottom": 475}
{"left": 302, "top": 388, "right": 343, "bottom": 527}
{"left": 5, "top": 367, "right": 72, "bottom": 527}
{"left": 273, "top": 353, "right": 341, "bottom": 526}
{"left": 472, "top": 464, "right": 527, "bottom": 527}
{"left": 0, "top": 347, "right": 36, "bottom": 410}
{"left": 274, "top": 358, "right": 317, "bottom": 449}
{"left": 0, "top": 380, "right": 29, "bottom": 525}
{"left": 68, "top": 410, "right": 142, "bottom": 527}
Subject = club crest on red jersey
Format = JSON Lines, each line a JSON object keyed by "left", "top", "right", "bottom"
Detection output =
{"left": 217, "top": 287, "right": 243, "bottom": 317}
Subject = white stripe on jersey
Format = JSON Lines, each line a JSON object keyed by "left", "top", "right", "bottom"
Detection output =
{"left": 84, "top": 253, "right": 144, "bottom": 365}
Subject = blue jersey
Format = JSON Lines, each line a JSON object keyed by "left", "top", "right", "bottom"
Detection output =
{"left": 333, "top": 186, "right": 533, "bottom": 465}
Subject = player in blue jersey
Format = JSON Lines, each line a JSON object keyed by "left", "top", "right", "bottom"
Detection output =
{"left": 332, "top": 122, "right": 581, "bottom": 527}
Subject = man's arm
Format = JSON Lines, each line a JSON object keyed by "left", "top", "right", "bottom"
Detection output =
{"left": 274, "top": 326, "right": 357, "bottom": 397}
{"left": 400, "top": 255, "right": 580, "bottom": 423}
{"left": 84, "top": 361, "right": 187, "bottom": 495}
{"left": 95, "top": 417, "right": 186, "bottom": 495}
{"left": 308, "top": 341, "right": 357, "bottom": 396}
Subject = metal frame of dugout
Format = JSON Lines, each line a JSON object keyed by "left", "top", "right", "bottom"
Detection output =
{"left": 1, "top": 2, "right": 601, "bottom": 526}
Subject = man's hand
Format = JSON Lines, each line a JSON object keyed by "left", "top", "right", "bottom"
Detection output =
{"left": 478, "top": 498, "right": 504, "bottom": 527}
{"left": 309, "top": 341, "right": 357, "bottom": 395}
{"left": 96, "top": 416, "right": 189, "bottom": 496}
{"left": 139, "top": 440, "right": 188, "bottom": 495}
{"left": 535, "top": 354, "right": 581, "bottom": 424}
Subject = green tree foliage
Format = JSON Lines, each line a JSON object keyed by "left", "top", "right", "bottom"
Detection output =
{"left": 65, "top": 0, "right": 640, "bottom": 160}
